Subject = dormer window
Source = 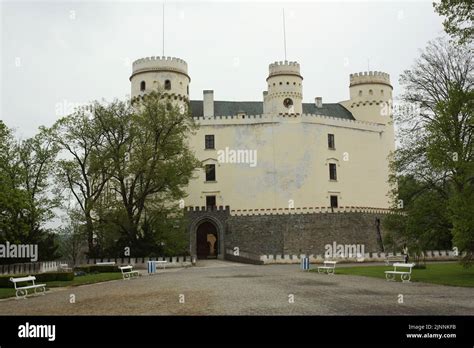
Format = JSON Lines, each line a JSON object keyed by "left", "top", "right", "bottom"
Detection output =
{"left": 140, "top": 81, "right": 146, "bottom": 91}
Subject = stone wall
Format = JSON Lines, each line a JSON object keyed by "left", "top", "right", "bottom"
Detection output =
{"left": 226, "top": 212, "right": 386, "bottom": 256}
{"left": 186, "top": 207, "right": 388, "bottom": 258}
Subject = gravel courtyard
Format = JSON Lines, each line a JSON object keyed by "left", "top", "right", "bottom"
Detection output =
{"left": 1, "top": 260, "right": 473, "bottom": 315}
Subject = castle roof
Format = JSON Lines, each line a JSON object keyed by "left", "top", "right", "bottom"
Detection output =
{"left": 189, "top": 100, "right": 355, "bottom": 120}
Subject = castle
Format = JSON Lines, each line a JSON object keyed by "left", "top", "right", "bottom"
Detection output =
{"left": 129, "top": 56, "right": 395, "bottom": 261}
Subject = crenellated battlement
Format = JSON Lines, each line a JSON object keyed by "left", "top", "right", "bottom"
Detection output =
{"left": 131, "top": 56, "right": 189, "bottom": 78}
{"left": 350, "top": 71, "right": 391, "bottom": 87}
{"left": 268, "top": 60, "right": 301, "bottom": 78}
{"left": 192, "top": 112, "right": 384, "bottom": 130}
{"left": 230, "top": 206, "right": 393, "bottom": 216}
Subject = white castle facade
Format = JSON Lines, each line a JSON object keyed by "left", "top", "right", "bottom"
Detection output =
{"left": 129, "top": 56, "right": 395, "bottom": 259}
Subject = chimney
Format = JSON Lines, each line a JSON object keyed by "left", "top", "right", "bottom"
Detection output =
{"left": 203, "top": 90, "right": 214, "bottom": 117}
{"left": 315, "top": 97, "right": 323, "bottom": 108}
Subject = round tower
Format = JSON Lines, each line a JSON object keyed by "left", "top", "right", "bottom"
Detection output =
{"left": 130, "top": 56, "right": 190, "bottom": 105}
{"left": 264, "top": 61, "right": 303, "bottom": 114}
{"left": 346, "top": 71, "right": 392, "bottom": 124}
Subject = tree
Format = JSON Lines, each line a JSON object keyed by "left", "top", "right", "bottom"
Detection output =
{"left": 57, "top": 209, "right": 88, "bottom": 265}
{"left": 18, "top": 127, "right": 61, "bottom": 242}
{"left": 51, "top": 107, "right": 112, "bottom": 258}
{"left": 0, "top": 121, "right": 60, "bottom": 261}
{"left": 388, "top": 37, "right": 473, "bottom": 264}
{"left": 433, "top": 0, "right": 473, "bottom": 44}
{"left": 95, "top": 93, "right": 201, "bottom": 256}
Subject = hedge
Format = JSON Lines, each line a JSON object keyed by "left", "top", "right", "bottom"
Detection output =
{"left": 74, "top": 265, "right": 121, "bottom": 273}
{"left": 0, "top": 272, "right": 75, "bottom": 288}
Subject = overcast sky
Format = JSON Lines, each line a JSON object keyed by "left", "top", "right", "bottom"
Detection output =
{"left": 1, "top": 0, "right": 444, "bottom": 139}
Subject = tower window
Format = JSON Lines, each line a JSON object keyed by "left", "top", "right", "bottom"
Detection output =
{"left": 206, "top": 195, "right": 216, "bottom": 208}
{"left": 358, "top": 90, "right": 362, "bottom": 97}
{"left": 140, "top": 81, "right": 146, "bottom": 91}
{"left": 328, "top": 134, "right": 335, "bottom": 149}
{"left": 187, "top": 85, "right": 189, "bottom": 94}
{"left": 293, "top": 82, "right": 296, "bottom": 85}
{"left": 380, "top": 89, "right": 384, "bottom": 95}
{"left": 330, "top": 195, "right": 338, "bottom": 208}
{"left": 283, "top": 98, "right": 293, "bottom": 108}
{"left": 205, "top": 164, "right": 216, "bottom": 182}
{"left": 329, "top": 163, "right": 337, "bottom": 181}
{"left": 286, "top": 81, "right": 289, "bottom": 85}
{"left": 164, "top": 80, "right": 171, "bottom": 90}
{"left": 369, "top": 89, "right": 373, "bottom": 95}
{"left": 205, "top": 135, "right": 215, "bottom": 149}
{"left": 279, "top": 82, "right": 282, "bottom": 85}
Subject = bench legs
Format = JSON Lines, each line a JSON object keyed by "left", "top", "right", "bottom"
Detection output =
{"left": 401, "top": 273, "right": 411, "bottom": 282}
{"left": 385, "top": 273, "right": 396, "bottom": 281}
{"left": 15, "top": 289, "right": 28, "bottom": 299}
{"left": 34, "top": 286, "right": 46, "bottom": 296}
{"left": 122, "top": 272, "right": 139, "bottom": 280}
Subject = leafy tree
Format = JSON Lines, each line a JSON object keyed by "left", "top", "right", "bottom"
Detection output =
{"left": 388, "top": 37, "right": 473, "bottom": 264}
{"left": 51, "top": 108, "right": 112, "bottom": 257}
{"left": 0, "top": 121, "right": 60, "bottom": 262}
{"left": 95, "top": 93, "right": 200, "bottom": 256}
{"left": 433, "top": 0, "right": 473, "bottom": 44}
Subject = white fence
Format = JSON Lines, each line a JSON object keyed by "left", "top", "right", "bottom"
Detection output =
{"left": 0, "top": 261, "right": 62, "bottom": 275}
{"left": 85, "top": 256, "right": 192, "bottom": 269}
{"left": 225, "top": 249, "right": 461, "bottom": 265}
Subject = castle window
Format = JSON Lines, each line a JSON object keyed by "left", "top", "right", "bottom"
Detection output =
{"left": 358, "top": 90, "right": 362, "bottom": 97}
{"left": 293, "top": 82, "right": 296, "bottom": 85}
{"left": 329, "top": 163, "right": 337, "bottom": 181}
{"left": 286, "top": 81, "right": 289, "bottom": 85}
{"left": 369, "top": 89, "right": 373, "bottom": 95}
{"left": 380, "top": 89, "right": 384, "bottom": 95}
{"left": 187, "top": 85, "right": 189, "bottom": 94}
{"left": 164, "top": 80, "right": 171, "bottom": 90}
{"left": 328, "top": 134, "right": 335, "bottom": 149}
{"left": 273, "top": 83, "right": 275, "bottom": 86}
{"left": 279, "top": 82, "right": 282, "bottom": 85}
{"left": 283, "top": 98, "right": 293, "bottom": 109}
{"left": 330, "top": 195, "right": 338, "bottom": 208}
{"left": 206, "top": 195, "right": 216, "bottom": 209}
{"left": 205, "top": 135, "right": 215, "bottom": 149}
{"left": 205, "top": 164, "right": 216, "bottom": 182}
{"left": 140, "top": 81, "right": 146, "bottom": 91}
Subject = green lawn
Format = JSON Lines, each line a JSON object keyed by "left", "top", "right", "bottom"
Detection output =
{"left": 314, "top": 262, "right": 474, "bottom": 287}
{"left": 0, "top": 272, "right": 124, "bottom": 299}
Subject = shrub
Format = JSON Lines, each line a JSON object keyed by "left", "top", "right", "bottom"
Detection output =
{"left": 0, "top": 272, "right": 74, "bottom": 288}
{"left": 74, "top": 265, "right": 120, "bottom": 273}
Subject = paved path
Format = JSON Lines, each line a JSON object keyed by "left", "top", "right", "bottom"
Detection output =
{"left": 1, "top": 260, "right": 473, "bottom": 315}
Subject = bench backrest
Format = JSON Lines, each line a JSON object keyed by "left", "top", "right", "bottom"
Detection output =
{"left": 10, "top": 276, "right": 36, "bottom": 283}
{"left": 393, "top": 263, "right": 415, "bottom": 273}
{"left": 10, "top": 276, "right": 36, "bottom": 289}
{"left": 324, "top": 261, "right": 337, "bottom": 267}
{"left": 119, "top": 266, "right": 133, "bottom": 272}
{"left": 96, "top": 262, "right": 115, "bottom": 265}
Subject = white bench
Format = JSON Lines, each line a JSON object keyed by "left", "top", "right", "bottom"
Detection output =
{"left": 317, "top": 261, "right": 337, "bottom": 275}
{"left": 384, "top": 255, "right": 406, "bottom": 265}
{"left": 96, "top": 262, "right": 116, "bottom": 266}
{"left": 155, "top": 260, "right": 167, "bottom": 269}
{"left": 10, "top": 276, "right": 46, "bottom": 299}
{"left": 119, "top": 265, "right": 139, "bottom": 280}
{"left": 385, "top": 263, "right": 415, "bottom": 282}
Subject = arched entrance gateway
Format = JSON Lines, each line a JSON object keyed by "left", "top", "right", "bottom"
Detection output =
{"left": 196, "top": 221, "right": 218, "bottom": 259}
